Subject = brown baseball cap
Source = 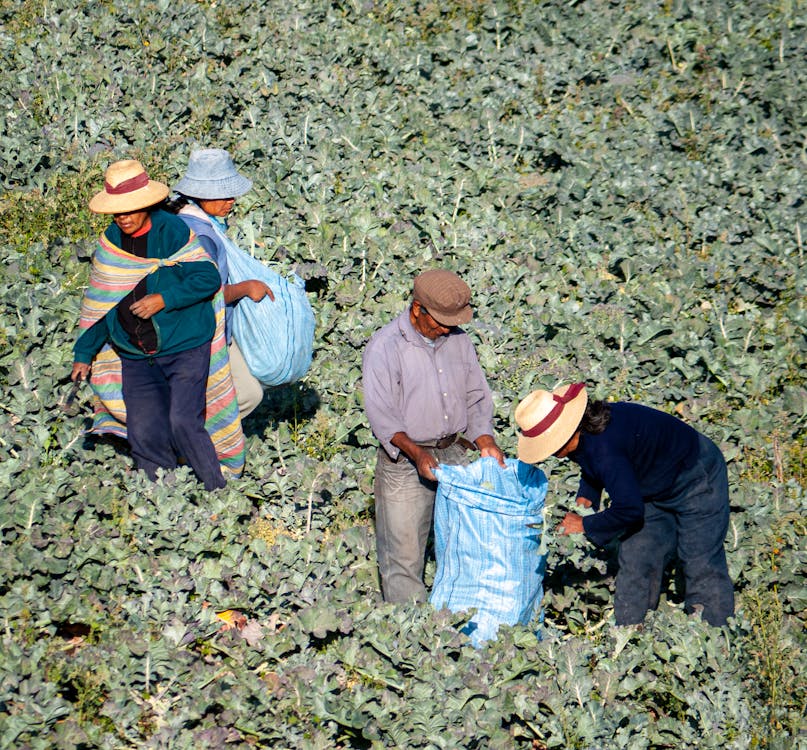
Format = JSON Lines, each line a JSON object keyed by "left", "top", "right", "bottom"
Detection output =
{"left": 413, "top": 269, "right": 473, "bottom": 326}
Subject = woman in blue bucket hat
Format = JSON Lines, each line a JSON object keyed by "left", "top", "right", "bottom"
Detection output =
{"left": 171, "top": 148, "right": 274, "bottom": 419}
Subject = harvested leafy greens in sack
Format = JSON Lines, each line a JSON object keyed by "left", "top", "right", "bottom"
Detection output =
{"left": 225, "top": 240, "right": 315, "bottom": 387}
{"left": 430, "top": 457, "right": 548, "bottom": 647}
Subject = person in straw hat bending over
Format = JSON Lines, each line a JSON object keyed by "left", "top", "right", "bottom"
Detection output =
{"left": 71, "top": 159, "right": 244, "bottom": 490}
{"left": 171, "top": 148, "right": 274, "bottom": 419}
{"left": 514, "top": 383, "right": 734, "bottom": 626}
{"left": 362, "top": 269, "right": 506, "bottom": 604}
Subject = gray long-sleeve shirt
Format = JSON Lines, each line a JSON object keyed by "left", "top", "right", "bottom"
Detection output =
{"left": 361, "top": 310, "right": 495, "bottom": 460}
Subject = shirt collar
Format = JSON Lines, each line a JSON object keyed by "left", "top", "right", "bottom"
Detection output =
{"left": 210, "top": 214, "right": 227, "bottom": 230}
{"left": 131, "top": 217, "right": 152, "bottom": 237}
{"left": 397, "top": 309, "right": 445, "bottom": 348}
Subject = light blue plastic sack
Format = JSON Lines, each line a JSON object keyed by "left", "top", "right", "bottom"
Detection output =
{"left": 430, "top": 457, "right": 547, "bottom": 647}
{"left": 226, "top": 244, "right": 315, "bottom": 387}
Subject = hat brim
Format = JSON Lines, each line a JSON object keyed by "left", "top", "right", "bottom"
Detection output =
{"left": 89, "top": 182, "right": 169, "bottom": 214}
{"left": 516, "top": 389, "right": 588, "bottom": 463}
{"left": 172, "top": 175, "right": 252, "bottom": 200}
{"left": 428, "top": 304, "right": 473, "bottom": 327}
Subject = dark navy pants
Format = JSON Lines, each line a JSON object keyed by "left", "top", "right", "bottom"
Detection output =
{"left": 120, "top": 341, "right": 226, "bottom": 491}
{"left": 614, "top": 435, "right": 734, "bottom": 626}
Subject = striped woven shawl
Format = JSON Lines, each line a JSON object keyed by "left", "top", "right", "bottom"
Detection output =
{"left": 79, "top": 231, "right": 245, "bottom": 478}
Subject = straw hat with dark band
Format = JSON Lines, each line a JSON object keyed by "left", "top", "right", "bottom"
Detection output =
{"left": 89, "top": 160, "right": 169, "bottom": 214}
{"left": 515, "top": 382, "right": 588, "bottom": 463}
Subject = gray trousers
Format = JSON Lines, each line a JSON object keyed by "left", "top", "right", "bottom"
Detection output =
{"left": 374, "top": 442, "right": 469, "bottom": 603}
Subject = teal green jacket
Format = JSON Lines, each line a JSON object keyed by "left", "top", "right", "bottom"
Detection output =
{"left": 73, "top": 210, "right": 221, "bottom": 363}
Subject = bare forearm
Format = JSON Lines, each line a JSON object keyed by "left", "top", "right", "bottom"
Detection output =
{"left": 474, "top": 433, "right": 506, "bottom": 466}
{"left": 391, "top": 431, "right": 437, "bottom": 481}
{"left": 224, "top": 280, "right": 274, "bottom": 304}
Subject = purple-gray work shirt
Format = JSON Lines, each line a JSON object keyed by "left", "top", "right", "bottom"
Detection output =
{"left": 361, "top": 310, "right": 495, "bottom": 460}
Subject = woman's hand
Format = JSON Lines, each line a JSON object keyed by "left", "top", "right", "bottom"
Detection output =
{"left": 224, "top": 280, "right": 275, "bottom": 304}
{"left": 130, "top": 294, "right": 165, "bottom": 319}
{"left": 71, "top": 362, "right": 91, "bottom": 382}
{"left": 558, "top": 512, "right": 585, "bottom": 535}
{"left": 244, "top": 280, "right": 274, "bottom": 302}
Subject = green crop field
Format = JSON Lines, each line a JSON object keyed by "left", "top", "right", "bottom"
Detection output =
{"left": 0, "top": 0, "right": 804, "bottom": 747}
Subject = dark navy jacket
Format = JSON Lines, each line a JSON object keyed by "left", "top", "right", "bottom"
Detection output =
{"left": 570, "top": 402, "right": 700, "bottom": 546}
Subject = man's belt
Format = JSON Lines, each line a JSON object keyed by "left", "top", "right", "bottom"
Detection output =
{"left": 415, "top": 434, "right": 458, "bottom": 449}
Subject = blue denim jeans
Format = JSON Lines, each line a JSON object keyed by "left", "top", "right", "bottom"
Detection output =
{"left": 614, "top": 435, "right": 734, "bottom": 626}
{"left": 374, "top": 442, "right": 469, "bottom": 603}
{"left": 120, "top": 341, "right": 226, "bottom": 491}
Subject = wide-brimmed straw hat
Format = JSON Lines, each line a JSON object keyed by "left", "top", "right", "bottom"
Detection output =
{"left": 173, "top": 148, "right": 252, "bottom": 200}
{"left": 515, "top": 382, "right": 588, "bottom": 463}
{"left": 413, "top": 269, "right": 473, "bottom": 326}
{"left": 89, "top": 160, "right": 169, "bottom": 214}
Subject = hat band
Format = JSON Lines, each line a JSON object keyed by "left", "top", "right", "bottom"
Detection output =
{"left": 105, "top": 172, "right": 149, "bottom": 195}
{"left": 521, "top": 382, "right": 586, "bottom": 438}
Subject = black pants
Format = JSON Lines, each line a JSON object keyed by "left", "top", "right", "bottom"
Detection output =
{"left": 614, "top": 436, "right": 734, "bottom": 626}
{"left": 120, "top": 341, "right": 225, "bottom": 490}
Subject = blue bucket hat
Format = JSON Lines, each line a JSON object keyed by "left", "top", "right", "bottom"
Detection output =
{"left": 173, "top": 148, "right": 252, "bottom": 199}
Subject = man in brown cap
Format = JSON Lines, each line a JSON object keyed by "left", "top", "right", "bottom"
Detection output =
{"left": 362, "top": 269, "right": 505, "bottom": 603}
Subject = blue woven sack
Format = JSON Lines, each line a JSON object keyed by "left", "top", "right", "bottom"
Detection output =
{"left": 430, "top": 457, "right": 547, "bottom": 647}
{"left": 225, "top": 243, "right": 315, "bottom": 387}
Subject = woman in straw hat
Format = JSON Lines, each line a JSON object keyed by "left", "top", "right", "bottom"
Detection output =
{"left": 71, "top": 159, "right": 234, "bottom": 490}
{"left": 170, "top": 148, "right": 273, "bottom": 419}
{"left": 515, "top": 383, "right": 734, "bottom": 626}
